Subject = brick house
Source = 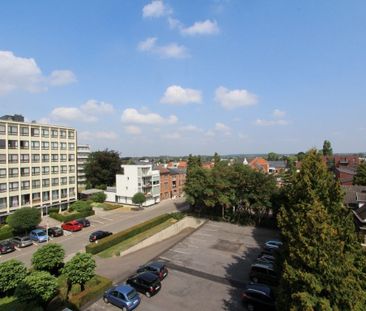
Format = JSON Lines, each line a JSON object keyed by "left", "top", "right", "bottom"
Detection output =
{"left": 249, "top": 157, "right": 270, "bottom": 173}
{"left": 158, "top": 166, "right": 186, "bottom": 201}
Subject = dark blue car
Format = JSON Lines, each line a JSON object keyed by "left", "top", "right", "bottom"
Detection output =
{"left": 103, "top": 284, "right": 141, "bottom": 311}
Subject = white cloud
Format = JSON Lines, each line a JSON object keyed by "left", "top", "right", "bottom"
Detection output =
{"left": 142, "top": 0, "right": 170, "bottom": 18}
{"left": 168, "top": 17, "right": 182, "bottom": 29}
{"left": 215, "top": 122, "right": 231, "bottom": 135}
{"left": 138, "top": 37, "right": 189, "bottom": 59}
{"left": 181, "top": 19, "right": 219, "bottom": 36}
{"left": 121, "top": 108, "right": 178, "bottom": 125}
{"left": 79, "top": 131, "right": 118, "bottom": 141}
{"left": 37, "top": 117, "right": 52, "bottom": 125}
{"left": 0, "top": 51, "right": 76, "bottom": 95}
{"left": 81, "top": 99, "right": 114, "bottom": 114}
{"left": 125, "top": 125, "right": 142, "bottom": 135}
{"left": 215, "top": 86, "right": 258, "bottom": 109}
{"left": 255, "top": 119, "right": 289, "bottom": 126}
{"left": 51, "top": 107, "right": 97, "bottom": 123}
{"left": 162, "top": 132, "right": 181, "bottom": 139}
{"left": 179, "top": 125, "right": 202, "bottom": 132}
{"left": 272, "top": 109, "right": 286, "bottom": 118}
{"left": 160, "top": 85, "right": 202, "bottom": 105}
{"left": 49, "top": 70, "right": 77, "bottom": 86}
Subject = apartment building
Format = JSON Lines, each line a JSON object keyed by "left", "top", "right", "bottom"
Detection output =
{"left": 0, "top": 115, "right": 77, "bottom": 219}
{"left": 159, "top": 167, "right": 186, "bottom": 201}
{"left": 77, "top": 144, "right": 91, "bottom": 190}
{"left": 105, "top": 164, "right": 160, "bottom": 206}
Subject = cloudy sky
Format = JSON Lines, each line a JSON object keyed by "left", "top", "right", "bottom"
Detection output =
{"left": 0, "top": 1, "right": 365, "bottom": 156}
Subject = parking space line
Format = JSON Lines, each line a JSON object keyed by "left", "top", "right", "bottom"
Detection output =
{"left": 169, "top": 249, "right": 190, "bottom": 255}
{"left": 97, "top": 216, "right": 113, "bottom": 221}
{"left": 91, "top": 219, "right": 104, "bottom": 224}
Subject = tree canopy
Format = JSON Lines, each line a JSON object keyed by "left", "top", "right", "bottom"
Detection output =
{"left": 267, "top": 152, "right": 281, "bottom": 161}
{"left": 322, "top": 140, "right": 333, "bottom": 156}
{"left": 84, "top": 149, "right": 122, "bottom": 188}
{"left": 32, "top": 243, "right": 65, "bottom": 275}
{"left": 353, "top": 161, "right": 366, "bottom": 186}
{"left": 6, "top": 207, "right": 41, "bottom": 233}
{"left": 132, "top": 192, "right": 146, "bottom": 206}
{"left": 0, "top": 259, "right": 28, "bottom": 294}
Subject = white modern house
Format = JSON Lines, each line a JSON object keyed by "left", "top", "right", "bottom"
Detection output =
{"left": 105, "top": 164, "right": 160, "bottom": 207}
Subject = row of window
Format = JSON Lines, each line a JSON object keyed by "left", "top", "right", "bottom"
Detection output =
{"left": 0, "top": 153, "right": 75, "bottom": 163}
{"left": 0, "top": 140, "right": 75, "bottom": 150}
{"left": 0, "top": 188, "right": 76, "bottom": 209}
{"left": 0, "top": 178, "right": 75, "bottom": 192}
{"left": 0, "top": 166, "right": 76, "bottom": 177}
{"left": 0, "top": 124, "right": 75, "bottom": 139}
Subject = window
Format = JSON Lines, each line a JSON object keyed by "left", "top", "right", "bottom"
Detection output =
{"left": 0, "top": 198, "right": 7, "bottom": 209}
{"left": 41, "top": 128, "right": 49, "bottom": 137}
{"left": 51, "top": 154, "right": 58, "bottom": 162}
{"left": 42, "top": 179, "right": 50, "bottom": 187}
{"left": 21, "top": 194, "right": 30, "bottom": 205}
{"left": 52, "top": 178, "right": 59, "bottom": 186}
{"left": 20, "top": 127, "right": 29, "bottom": 136}
{"left": 68, "top": 154, "right": 75, "bottom": 162}
{"left": 21, "top": 181, "right": 30, "bottom": 190}
{"left": 9, "top": 182, "right": 19, "bottom": 191}
{"left": 60, "top": 130, "right": 66, "bottom": 138}
{"left": 9, "top": 196, "right": 19, "bottom": 208}
{"left": 69, "top": 143, "right": 75, "bottom": 150}
{"left": 8, "top": 154, "right": 18, "bottom": 163}
{"left": 20, "top": 167, "right": 29, "bottom": 176}
{"left": 69, "top": 176, "right": 75, "bottom": 184}
{"left": 42, "top": 191, "right": 50, "bottom": 201}
{"left": 60, "top": 143, "right": 67, "bottom": 150}
{"left": 8, "top": 125, "right": 18, "bottom": 135}
{"left": 42, "top": 166, "right": 50, "bottom": 175}
{"left": 61, "top": 177, "right": 67, "bottom": 185}
{"left": 52, "top": 190, "right": 59, "bottom": 200}
{"left": 51, "top": 142, "right": 58, "bottom": 150}
{"left": 20, "top": 140, "right": 29, "bottom": 149}
{"left": 0, "top": 124, "right": 5, "bottom": 134}
{"left": 32, "top": 180, "right": 41, "bottom": 189}
{"left": 9, "top": 168, "right": 19, "bottom": 177}
{"left": 61, "top": 165, "right": 67, "bottom": 173}
{"left": 51, "top": 166, "right": 59, "bottom": 174}
{"left": 0, "top": 139, "right": 5, "bottom": 149}
{"left": 41, "top": 142, "right": 49, "bottom": 150}
{"left": 51, "top": 129, "right": 58, "bottom": 138}
{"left": 31, "top": 141, "right": 40, "bottom": 150}
{"left": 31, "top": 128, "right": 40, "bottom": 137}
{"left": 69, "top": 187, "right": 75, "bottom": 196}
{"left": 32, "top": 193, "right": 41, "bottom": 202}
{"left": 61, "top": 189, "right": 68, "bottom": 198}
{"left": 42, "top": 154, "right": 49, "bottom": 162}
{"left": 0, "top": 168, "right": 6, "bottom": 178}
{"left": 32, "top": 154, "right": 40, "bottom": 163}
{"left": 0, "top": 154, "right": 5, "bottom": 163}
{"left": 69, "top": 165, "right": 75, "bottom": 173}
{"left": 60, "top": 154, "right": 67, "bottom": 162}
{"left": 68, "top": 130, "right": 75, "bottom": 139}
{"left": 8, "top": 140, "right": 18, "bottom": 149}
{"left": 32, "top": 167, "right": 40, "bottom": 176}
{"left": 0, "top": 183, "right": 6, "bottom": 193}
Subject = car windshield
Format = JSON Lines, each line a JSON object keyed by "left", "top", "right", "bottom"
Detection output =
{"left": 37, "top": 231, "right": 46, "bottom": 236}
{"left": 126, "top": 289, "right": 138, "bottom": 300}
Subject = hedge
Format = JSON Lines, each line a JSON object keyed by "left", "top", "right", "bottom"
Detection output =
{"left": 49, "top": 210, "right": 95, "bottom": 223}
{"left": 85, "top": 213, "right": 174, "bottom": 255}
{"left": 0, "top": 225, "right": 13, "bottom": 240}
{"left": 68, "top": 275, "right": 112, "bottom": 308}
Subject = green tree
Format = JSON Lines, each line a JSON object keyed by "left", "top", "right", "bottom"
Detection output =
{"left": 132, "top": 192, "right": 146, "bottom": 207}
{"left": 84, "top": 149, "right": 122, "bottom": 188}
{"left": 15, "top": 271, "right": 58, "bottom": 307}
{"left": 0, "top": 259, "right": 28, "bottom": 294}
{"left": 62, "top": 252, "right": 95, "bottom": 291}
{"left": 322, "top": 140, "right": 333, "bottom": 156}
{"left": 277, "top": 149, "right": 366, "bottom": 310}
{"left": 69, "top": 200, "right": 92, "bottom": 212}
{"left": 90, "top": 192, "right": 107, "bottom": 203}
{"left": 267, "top": 152, "right": 280, "bottom": 161}
{"left": 32, "top": 243, "right": 65, "bottom": 275}
{"left": 296, "top": 151, "right": 306, "bottom": 161}
{"left": 6, "top": 207, "right": 41, "bottom": 234}
{"left": 353, "top": 161, "right": 366, "bottom": 186}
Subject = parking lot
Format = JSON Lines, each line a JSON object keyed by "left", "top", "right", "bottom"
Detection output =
{"left": 87, "top": 221, "right": 278, "bottom": 311}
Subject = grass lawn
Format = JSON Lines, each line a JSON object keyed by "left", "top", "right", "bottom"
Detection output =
{"left": 93, "top": 202, "right": 127, "bottom": 211}
{"left": 98, "top": 218, "right": 178, "bottom": 258}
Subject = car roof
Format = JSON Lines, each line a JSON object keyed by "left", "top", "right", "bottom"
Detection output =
{"left": 91, "top": 230, "right": 103, "bottom": 235}
{"left": 147, "top": 261, "right": 165, "bottom": 269}
{"left": 135, "top": 271, "right": 159, "bottom": 282}
{"left": 67, "top": 220, "right": 79, "bottom": 224}
{"left": 115, "top": 284, "right": 135, "bottom": 295}
{"left": 31, "top": 229, "right": 44, "bottom": 233}
{"left": 245, "top": 283, "right": 272, "bottom": 296}
{"left": 0, "top": 240, "right": 12, "bottom": 244}
{"left": 50, "top": 226, "right": 61, "bottom": 230}
{"left": 252, "top": 262, "right": 274, "bottom": 270}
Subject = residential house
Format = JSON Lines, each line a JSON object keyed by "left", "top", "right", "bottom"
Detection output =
{"left": 268, "top": 161, "right": 287, "bottom": 174}
{"left": 158, "top": 166, "right": 186, "bottom": 201}
{"left": 249, "top": 157, "right": 270, "bottom": 173}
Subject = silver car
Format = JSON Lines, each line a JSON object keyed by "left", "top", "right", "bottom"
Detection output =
{"left": 11, "top": 236, "right": 33, "bottom": 248}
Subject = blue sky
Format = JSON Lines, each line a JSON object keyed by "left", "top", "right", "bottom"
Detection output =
{"left": 0, "top": 0, "right": 365, "bottom": 156}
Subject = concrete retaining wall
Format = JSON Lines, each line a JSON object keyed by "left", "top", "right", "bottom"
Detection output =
{"left": 119, "top": 216, "right": 206, "bottom": 257}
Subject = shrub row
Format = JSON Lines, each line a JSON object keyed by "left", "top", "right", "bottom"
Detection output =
{"left": 49, "top": 210, "right": 95, "bottom": 223}
{"left": 68, "top": 275, "right": 112, "bottom": 308}
{"left": 85, "top": 213, "right": 174, "bottom": 254}
{"left": 0, "top": 225, "right": 13, "bottom": 240}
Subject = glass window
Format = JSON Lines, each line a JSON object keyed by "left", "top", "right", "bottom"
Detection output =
{"left": 20, "top": 140, "right": 29, "bottom": 149}
{"left": 9, "top": 168, "right": 19, "bottom": 177}
{"left": 52, "top": 190, "right": 59, "bottom": 200}
{"left": 21, "top": 181, "right": 30, "bottom": 190}
{"left": 41, "top": 142, "right": 49, "bottom": 150}
{"left": 60, "top": 143, "right": 67, "bottom": 150}
{"left": 0, "top": 139, "right": 5, "bottom": 149}
{"left": 69, "top": 177, "right": 75, "bottom": 184}
{"left": 31, "top": 128, "right": 40, "bottom": 137}
{"left": 0, "top": 197, "right": 7, "bottom": 209}
{"left": 51, "top": 129, "right": 58, "bottom": 138}
{"left": 68, "top": 154, "right": 75, "bottom": 161}
{"left": 61, "top": 165, "right": 67, "bottom": 173}
{"left": 41, "top": 128, "right": 49, "bottom": 137}
{"left": 0, "top": 124, "right": 5, "bottom": 134}
{"left": 0, "top": 154, "right": 5, "bottom": 163}
{"left": 60, "top": 154, "right": 67, "bottom": 162}
{"left": 42, "top": 179, "right": 50, "bottom": 187}
{"left": 61, "top": 177, "right": 67, "bottom": 185}
{"left": 51, "top": 154, "right": 58, "bottom": 162}
{"left": 32, "top": 180, "right": 41, "bottom": 189}
{"left": 20, "top": 127, "right": 29, "bottom": 136}
{"left": 42, "top": 191, "right": 50, "bottom": 201}
{"left": 51, "top": 142, "right": 58, "bottom": 150}
{"left": 8, "top": 154, "right": 18, "bottom": 163}
{"left": 0, "top": 168, "right": 6, "bottom": 177}
{"left": 52, "top": 178, "right": 59, "bottom": 186}
{"left": 42, "top": 154, "right": 49, "bottom": 162}
{"left": 8, "top": 140, "right": 18, "bottom": 149}
{"left": 42, "top": 166, "right": 50, "bottom": 175}
{"left": 20, "top": 167, "right": 29, "bottom": 176}
{"left": 51, "top": 166, "right": 59, "bottom": 174}
{"left": 69, "top": 143, "right": 75, "bottom": 150}
{"left": 32, "top": 154, "right": 40, "bottom": 163}
{"left": 8, "top": 125, "right": 18, "bottom": 135}
{"left": 31, "top": 141, "right": 40, "bottom": 150}
{"left": 9, "top": 182, "right": 19, "bottom": 191}
{"left": 32, "top": 193, "right": 41, "bottom": 202}
{"left": 68, "top": 130, "right": 75, "bottom": 139}
{"left": 60, "top": 130, "right": 66, "bottom": 138}
{"left": 9, "top": 196, "right": 19, "bottom": 207}
{"left": 32, "top": 167, "right": 40, "bottom": 176}
{"left": 0, "top": 183, "right": 7, "bottom": 193}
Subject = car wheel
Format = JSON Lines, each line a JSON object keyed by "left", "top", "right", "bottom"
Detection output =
{"left": 145, "top": 291, "right": 151, "bottom": 298}
{"left": 247, "top": 303, "right": 255, "bottom": 311}
{"left": 103, "top": 296, "right": 109, "bottom": 304}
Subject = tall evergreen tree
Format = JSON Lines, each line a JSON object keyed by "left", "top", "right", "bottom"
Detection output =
{"left": 277, "top": 149, "right": 366, "bottom": 310}
{"left": 322, "top": 140, "right": 333, "bottom": 156}
{"left": 353, "top": 161, "right": 366, "bottom": 186}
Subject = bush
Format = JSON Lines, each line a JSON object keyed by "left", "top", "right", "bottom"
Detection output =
{"left": 49, "top": 210, "right": 95, "bottom": 223}
{"left": 69, "top": 201, "right": 92, "bottom": 213}
{"left": 85, "top": 213, "right": 173, "bottom": 255}
{"left": 32, "top": 244, "right": 65, "bottom": 275}
{"left": 90, "top": 192, "right": 106, "bottom": 203}
{"left": 68, "top": 275, "right": 112, "bottom": 308}
{"left": 0, "top": 225, "right": 13, "bottom": 240}
{"left": 0, "top": 259, "right": 28, "bottom": 294}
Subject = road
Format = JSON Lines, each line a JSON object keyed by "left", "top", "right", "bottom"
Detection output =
{"left": 0, "top": 198, "right": 188, "bottom": 266}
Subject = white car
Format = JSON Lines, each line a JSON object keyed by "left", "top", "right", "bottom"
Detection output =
{"left": 264, "top": 240, "right": 283, "bottom": 249}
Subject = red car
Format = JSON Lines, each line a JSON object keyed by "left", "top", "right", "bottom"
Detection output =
{"left": 61, "top": 220, "right": 83, "bottom": 232}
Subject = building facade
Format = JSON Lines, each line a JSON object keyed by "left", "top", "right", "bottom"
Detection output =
{"left": 159, "top": 167, "right": 186, "bottom": 201}
{"left": 105, "top": 164, "right": 160, "bottom": 206}
{"left": 77, "top": 144, "right": 91, "bottom": 190}
{"left": 0, "top": 116, "right": 77, "bottom": 219}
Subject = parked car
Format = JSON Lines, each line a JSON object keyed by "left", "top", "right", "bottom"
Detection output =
{"left": 89, "top": 230, "right": 112, "bottom": 242}
{"left": 61, "top": 220, "right": 83, "bottom": 232}
{"left": 75, "top": 218, "right": 90, "bottom": 228}
{"left": 249, "top": 262, "right": 278, "bottom": 286}
{"left": 103, "top": 284, "right": 141, "bottom": 311}
{"left": 264, "top": 240, "right": 282, "bottom": 249}
{"left": 29, "top": 229, "right": 49, "bottom": 243}
{"left": 126, "top": 272, "right": 161, "bottom": 298}
{"left": 0, "top": 240, "right": 16, "bottom": 254}
{"left": 256, "top": 253, "right": 276, "bottom": 264}
{"left": 11, "top": 236, "right": 33, "bottom": 248}
{"left": 137, "top": 261, "right": 168, "bottom": 280}
{"left": 241, "top": 282, "right": 276, "bottom": 311}
{"left": 48, "top": 227, "right": 64, "bottom": 237}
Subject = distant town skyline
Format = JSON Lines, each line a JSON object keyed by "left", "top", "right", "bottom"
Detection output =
{"left": 1, "top": 1, "right": 365, "bottom": 156}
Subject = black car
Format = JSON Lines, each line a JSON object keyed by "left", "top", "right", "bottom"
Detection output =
{"left": 0, "top": 240, "right": 16, "bottom": 254}
{"left": 76, "top": 218, "right": 90, "bottom": 228}
{"left": 249, "top": 262, "right": 278, "bottom": 286}
{"left": 137, "top": 261, "right": 168, "bottom": 280}
{"left": 126, "top": 272, "right": 161, "bottom": 298}
{"left": 89, "top": 230, "right": 112, "bottom": 242}
{"left": 241, "top": 283, "right": 276, "bottom": 311}
{"left": 48, "top": 227, "right": 64, "bottom": 237}
{"left": 256, "top": 253, "right": 276, "bottom": 264}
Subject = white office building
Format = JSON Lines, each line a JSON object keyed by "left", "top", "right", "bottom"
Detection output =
{"left": 105, "top": 164, "right": 160, "bottom": 207}
{"left": 77, "top": 144, "right": 91, "bottom": 190}
{"left": 0, "top": 115, "right": 77, "bottom": 219}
